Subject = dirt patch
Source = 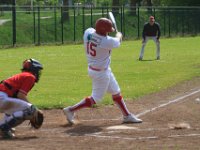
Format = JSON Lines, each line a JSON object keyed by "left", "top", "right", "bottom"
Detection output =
{"left": 0, "top": 77, "right": 200, "bottom": 150}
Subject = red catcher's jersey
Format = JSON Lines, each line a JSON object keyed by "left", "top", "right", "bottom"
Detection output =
{"left": 0, "top": 72, "right": 36, "bottom": 97}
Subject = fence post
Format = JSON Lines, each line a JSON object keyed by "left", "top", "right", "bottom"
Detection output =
{"left": 61, "top": 6, "right": 64, "bottom": 44}
{"left": 195, "top": 9, "right": 199, "bottom": 35}
{"left": 175, "top": 9, "right": 178, "bottom": 35}
{"left": 106, "top": 6, "right": 108, "bottom": 17}
{"left": 54, "top": 6, "right": 57, "bottom": 42}
{"left": 198, "top": 9, "right": 200, "bottom": 34}
{"left": 122, "top": 5, "right": 125, "bottom": 36}
{"left": 102, "top": 7, "right": 104, "bottom": 17}
{"left": 73, "top": 6, "right": 76, "bottom": 42}
{"left": 194, "top": 9, "right": 196, "bottom": 34}
{"left": 187, "top": 9, "right": 190, "bottom": 34}
{"left": 168, "top": 8, "right": 170, "bottom": 37}
{"left": 90, "top": 6, "right": 93, "bottom": 27}
{"left": 120, "top": 6, "right": 123, "bottom": 34}
{"left": 182, "top": 10, "right": 184, "bottom": 36}
{"left": 37, "top": 6, "right": 40, "bottom": 45}
{"left": 137, "top": 6, "right": 140, "bottom": 39}
{"left": 12, "top": 0, "right": 16, "bottom": 46}
{"left": 33, "top": 7, "right": 36, "bottom": 44}
{"left": 163, "top": 8, "right": 166, "bottom": 36}
{"left": 82, "top": 6, "right": 85, "bottom": 34}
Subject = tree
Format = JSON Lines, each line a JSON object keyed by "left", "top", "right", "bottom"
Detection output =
{"left": 0, "top": 0, "right": 12, "bottom": 12}
{"left": 0, "top": 0, "right": 12, "bottom": 4}
{"left": 159, "top": 0, "right": 200, "bottom": 6}
{"left": 146, "top": 0, "right": 152, "bottom": 12}
{"left": 146, "top": 0, "right": 152, "bottom": 6}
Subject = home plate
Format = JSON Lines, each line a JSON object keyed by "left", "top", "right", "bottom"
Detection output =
{"left": 107, "top": 125, "right": 138, "bottom": 130}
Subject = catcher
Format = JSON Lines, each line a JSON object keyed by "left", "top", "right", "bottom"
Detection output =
{"left": 0, "top": 58, "right": 44, "bottom": 139}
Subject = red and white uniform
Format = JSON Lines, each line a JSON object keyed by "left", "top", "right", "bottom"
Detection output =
{"left": 0, "top": 72, "right": 35, "bottom": 114}
{"left": 83, "top": 28, "right": 121, "bottom": 102}
{"left": 63, "top": 20, "right": 142, "bottom": 124}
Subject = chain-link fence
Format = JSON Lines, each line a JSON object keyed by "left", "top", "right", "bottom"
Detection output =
{"left": 0, "top": 5, "right": 200, "bottom": 47}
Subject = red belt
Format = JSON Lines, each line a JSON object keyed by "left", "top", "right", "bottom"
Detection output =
{"left": 89, "top": 66, "right": 107, "bottom": 71}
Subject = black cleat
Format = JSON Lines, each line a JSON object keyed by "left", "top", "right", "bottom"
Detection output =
{"left": 0, "top": 129, "right": 15, "bottom": 139}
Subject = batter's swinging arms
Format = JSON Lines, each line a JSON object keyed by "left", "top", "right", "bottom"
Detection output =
{"left": 63, "top": 18, "right": 142, "bottom": 124}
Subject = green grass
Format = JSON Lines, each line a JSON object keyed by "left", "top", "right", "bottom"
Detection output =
{"left": 0, "top": 36, "right": 200, "bottom": 109}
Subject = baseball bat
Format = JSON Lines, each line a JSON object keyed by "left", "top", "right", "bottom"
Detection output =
{"left": 108, "top": 12, "right": 118, "bottom": 32}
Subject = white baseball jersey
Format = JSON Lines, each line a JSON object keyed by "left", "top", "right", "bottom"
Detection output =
{"left": 83, "top": 28, "right": 122, "bottom": 102}
{"left": 83, "top": 28, "right": 121, "bottom": 69}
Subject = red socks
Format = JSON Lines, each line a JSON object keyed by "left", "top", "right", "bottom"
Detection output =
{"left": 69, "top": 95, "right": 130, "bottom": 117}
{"left": 70, "top": 97, "right": 96, "bottom": 112}
{"left": 112, "top": 95, "right": 130, "bottom": 116}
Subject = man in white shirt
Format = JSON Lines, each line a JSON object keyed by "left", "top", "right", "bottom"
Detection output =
{"left": 63, "top": 18, "right": 142, "bottom": 125}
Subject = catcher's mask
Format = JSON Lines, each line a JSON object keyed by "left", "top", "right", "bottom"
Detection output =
{"left": 95, "top": 18, "right": 114, "bottom": 36}
{"left": 22, "top": 58, "right": 43, "bottom": 82}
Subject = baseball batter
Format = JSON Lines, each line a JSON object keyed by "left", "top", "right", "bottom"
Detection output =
{"left": 139, "top": 16, "right": 161, "bottom": 61}
{"left": 0, "top": 59, "right": 43, "bottom": 139}
{"left": 63, "top": 18, "right": 142, "bottom": 124}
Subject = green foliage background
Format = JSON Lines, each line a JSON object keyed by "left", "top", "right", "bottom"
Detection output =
{"left": 1, "top": 6, "right": 199, "bottom": 47}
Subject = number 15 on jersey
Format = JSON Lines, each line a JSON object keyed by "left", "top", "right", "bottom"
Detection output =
{"left": 87, "top": 42, "right": 97, "bottom": 57}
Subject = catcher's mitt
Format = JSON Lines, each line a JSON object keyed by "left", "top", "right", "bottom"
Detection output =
{"left": 30, "top": 109, "right": 44, "bottom": 129}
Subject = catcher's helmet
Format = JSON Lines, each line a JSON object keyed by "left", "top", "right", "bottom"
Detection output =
{"left": 22, "top": 58, "right": 43, "bottom": 82}
{"left": 95, "top": 18, "right": 114, "bottom": 36}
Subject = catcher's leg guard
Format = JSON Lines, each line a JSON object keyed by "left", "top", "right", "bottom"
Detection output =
{"left": 112, "top": 94, "right": 130, "bottom": 116}
{"left": 0, "top": 114, "right": 23, "bottom": 129}
{"left": 22, "top": 105, "right": 37, "bottom": 120}
{"left": 0, "top": 105, "right": 36, "bottom": 131}
{"left": 2, "top": 114, "right": 16, "bottom": 133}
{"left": 0, "top": 105, "right": 37, "bottom": 139}
{"left": 0, "top": 126, "right": 15, "bottom": 139}
{"left": 0, "top": 114, "right": 23, "bottom": 139}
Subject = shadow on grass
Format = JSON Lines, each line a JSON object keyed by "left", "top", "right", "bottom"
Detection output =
{"left": 138, "top": 59, "right": 160, "bottom": 61}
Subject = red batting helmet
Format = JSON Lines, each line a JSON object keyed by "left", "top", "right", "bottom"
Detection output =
{"left": 95, "top": 18, "right": 114, "bottom": 36}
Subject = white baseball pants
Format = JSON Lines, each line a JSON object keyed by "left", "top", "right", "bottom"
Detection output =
{"left": 88, "top": 67, "right": 120, "bottom": 103}
{"left": 0, "top": 92, "right": 32, "bottom": 125}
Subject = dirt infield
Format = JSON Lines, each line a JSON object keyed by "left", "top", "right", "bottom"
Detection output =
{"left": 1, "top": 77, "right": 200, "bottom": 150}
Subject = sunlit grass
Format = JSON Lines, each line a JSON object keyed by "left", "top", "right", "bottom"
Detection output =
{"left": 0, "top": 36, "right": 200, "bottom": 108}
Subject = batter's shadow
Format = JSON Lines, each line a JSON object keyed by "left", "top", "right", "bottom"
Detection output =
{"left": 65, "top": 125, "right": 102, "bottom": 136}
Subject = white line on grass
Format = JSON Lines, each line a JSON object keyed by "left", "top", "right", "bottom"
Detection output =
{"left": 137, "top": 88, "right": 200, "bottom": 117}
